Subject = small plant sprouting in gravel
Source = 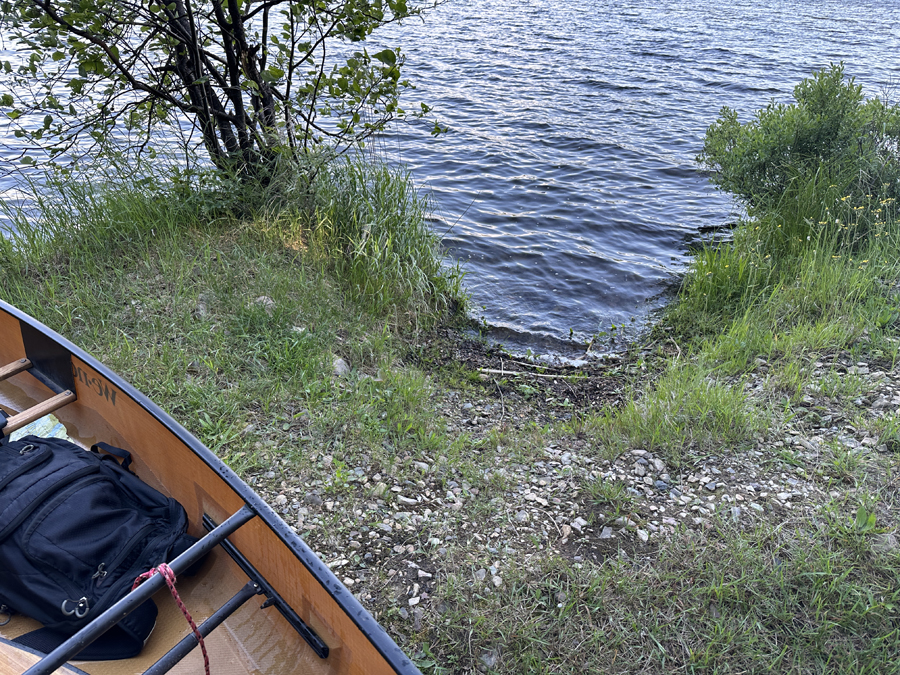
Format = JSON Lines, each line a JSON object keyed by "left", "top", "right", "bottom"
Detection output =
{"left": 587, "top": 478, "right": 635, "bottom": 511}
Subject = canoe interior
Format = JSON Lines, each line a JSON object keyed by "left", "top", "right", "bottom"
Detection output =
{"left": 0, "top": 304, "right": 412, "bottom": 675}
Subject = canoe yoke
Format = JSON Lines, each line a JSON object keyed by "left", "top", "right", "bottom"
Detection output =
{"left": 0, "top": 358, "right": 76, "bottom": 436}
{"left": 21, "top": 505, "right": 330, "bottom": 675}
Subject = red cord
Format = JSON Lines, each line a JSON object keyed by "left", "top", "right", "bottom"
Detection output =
{"left": 133, "top": 563, "right": 210, "bottom": 675}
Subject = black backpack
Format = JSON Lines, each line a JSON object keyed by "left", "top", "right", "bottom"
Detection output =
{"left": 0, "top": 435, "right": 198, "bottom": 660}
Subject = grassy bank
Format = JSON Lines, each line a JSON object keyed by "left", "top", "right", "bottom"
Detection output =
{"left": 3, "top": 66, "right": 900, "bottom": 674}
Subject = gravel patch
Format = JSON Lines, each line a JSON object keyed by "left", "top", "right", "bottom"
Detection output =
{"left": 246, "top": 341, "right": 900, "bottom": 645}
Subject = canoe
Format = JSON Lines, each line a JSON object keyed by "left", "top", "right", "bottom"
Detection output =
{"left": 0, "top": 298, "right": 422, "bottom": 675}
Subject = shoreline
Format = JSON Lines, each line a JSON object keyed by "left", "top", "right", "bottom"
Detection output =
{"left": 2, "top": 144, "right": 899, "bottom": 672}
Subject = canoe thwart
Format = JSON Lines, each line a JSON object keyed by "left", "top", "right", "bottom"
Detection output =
{"left": 0, "top": 358, "right": 32, "bottom": 383}
{"left": 23, "top": 505, "right": 258, "bottom": 675}
{"left": 143, "top": 581, "right": 262, "bottom": 675}
{"left": 202, "top": 513, "right": 330, "bottom": 659}
{"left": 3, "top": 390, "right": 76, "bottom": 436}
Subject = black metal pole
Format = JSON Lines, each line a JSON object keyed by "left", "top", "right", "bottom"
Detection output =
{"left": 25, "top": 504, "right": 256, "bottom": 675}
{"left": 143, "top": 580, "right": 262, "bottom": 675}
{"left": 202, "top": 514, "right": 330, "bottom": 659}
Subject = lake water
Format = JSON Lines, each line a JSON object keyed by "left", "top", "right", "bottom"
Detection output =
{"left": 2, "top": 0, "right": 899, "bottom": 355}
{"left": 374, "top": 0, "right": 900, "bottom": 354}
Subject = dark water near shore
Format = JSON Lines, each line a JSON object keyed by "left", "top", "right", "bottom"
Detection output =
{"left": 2, "top": 1, "right": 899, "bottom": 355}
{"left": 374, "top": 0, "right": 900, "bottom": 355}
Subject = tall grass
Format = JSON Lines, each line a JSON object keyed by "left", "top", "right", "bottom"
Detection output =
{"left": 668, "top": 164, "right": 900, "bottom": 366}
{"left": 1, "top": 155, "right": 464, "bottom": 328}
{"left": 305, "top": 157, "right": 465, "bottom": 320}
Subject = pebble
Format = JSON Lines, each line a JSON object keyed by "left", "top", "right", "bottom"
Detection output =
{"left": 332, "top": 356, "right": 350, "bottom": 377}
{"left": 252, "top": 296, "right": 275, "bottom": 314}
{"left": 480, "top": 651, "right": 499, "bottom": 669}
{"left": 705, "top": 482, "right": 718, "bottom": 491}
{"left": 872, "top": 533, "right": 899, "bottom": 554}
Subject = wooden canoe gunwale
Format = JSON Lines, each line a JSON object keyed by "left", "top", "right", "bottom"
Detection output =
{"left": 0, "top": 299, "right": 421, "bottom": 675}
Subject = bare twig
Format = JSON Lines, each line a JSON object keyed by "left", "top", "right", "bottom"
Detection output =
{"left": 478, "top": 368, "right": 569, "bottom": 380}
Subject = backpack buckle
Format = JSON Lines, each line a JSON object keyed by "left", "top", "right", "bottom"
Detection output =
{"left": 61, "top": 597, "right": 90, "bottom": 619}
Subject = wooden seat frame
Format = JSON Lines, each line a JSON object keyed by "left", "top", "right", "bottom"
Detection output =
{"left": 0, "top": 358, "right": 75, "bottom": 436}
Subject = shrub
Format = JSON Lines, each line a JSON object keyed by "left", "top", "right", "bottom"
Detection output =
{"left": 698, "top": 63, "right": 900, "bottom": 209}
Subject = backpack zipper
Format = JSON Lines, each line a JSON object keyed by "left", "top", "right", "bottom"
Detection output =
{"left": 0, "top": 445, "right": 51, "bottom": 492}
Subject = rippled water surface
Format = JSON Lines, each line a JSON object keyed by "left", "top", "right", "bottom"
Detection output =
{"left": 2, "top": 1, "right": 899, "bottom": 354}
{"left": 375, "top": 0, "right": 900, "bottom": 352}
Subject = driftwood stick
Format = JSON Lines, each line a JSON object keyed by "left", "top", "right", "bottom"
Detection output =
{"left": 478, "top": 368, "right": 571, "bottom": 380}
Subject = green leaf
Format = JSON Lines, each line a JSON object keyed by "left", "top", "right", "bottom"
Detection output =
{"left": 43, "top": 114, "right": 52, "bottom": 129}
{"left": 261, "top": 66, "right": 284, "bottom": 83}
{"left": 0, "top": 94, "right": 13, "bottom": 106}
{"left": 373, "top": 49, "right": 396, "bottom": 66}
{"left": 855, "top": 506, "right": 876, "bottom": 532}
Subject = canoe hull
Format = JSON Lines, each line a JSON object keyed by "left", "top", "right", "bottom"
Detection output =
{"left": 0, "top": 300, "right": 419, "bottom": 675}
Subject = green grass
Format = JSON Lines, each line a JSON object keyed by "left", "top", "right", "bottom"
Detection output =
{"left": 0, "top": 161, "right": 465, "bottom": 481}
{"left": 306, "top": 157, "right": 465, "bottom": 320}
{"left": 421, "top": 517, "right": 900, "bottom": 674}
{"left": 585, "top": 361, "right": 765, "bottom": 468}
